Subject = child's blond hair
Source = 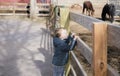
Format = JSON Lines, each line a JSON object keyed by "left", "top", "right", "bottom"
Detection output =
{"left": 54, "top": 27, "right": 65, "bottom": 37}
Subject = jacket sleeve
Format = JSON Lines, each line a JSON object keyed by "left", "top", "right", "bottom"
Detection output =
{"left": 69, "top": 40, "right": 77, "bottom": 50}
{"left": 59, "top": 39, "right": 76, "bottom": 52}
{"left": 65, "top": 35, "right": 73, "bottom": 44}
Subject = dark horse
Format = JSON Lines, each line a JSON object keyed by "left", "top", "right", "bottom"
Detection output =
{"left": 82, "top": 1, "right": 95, "bottom": 16}
{"left": 101, "top": 3, "right": 116, "bottom": 23}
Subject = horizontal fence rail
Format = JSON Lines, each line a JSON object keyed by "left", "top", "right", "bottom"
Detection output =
{"left": 70, "top": 11, "right": 120, "bottom": 51}
{"left": 70, "top": 51, "right": 88, "bottom": 76}
{"left": 70, "top": 11, "right": 120, "bottom": 76}
{"left": 46, "top": 5, "right": 120, "bottom": 76}
{"left": 107, "top": 24, "right": 120, "bottom": 51}
{"left": 70, "top": 11, "right": 102, "bottom": 31}
{"left": 0, "top": 3, "right": 50, "bottom": 16}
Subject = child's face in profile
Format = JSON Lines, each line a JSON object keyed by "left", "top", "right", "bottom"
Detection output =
{"left": 60, "top": 29, "right": 68, "bottom": 40}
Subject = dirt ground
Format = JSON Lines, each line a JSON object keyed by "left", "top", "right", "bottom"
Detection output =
{"left": 70, "top": 5, "right": 120, "bottom": 75}
{"left": 70, "top": 21, "right": 120, "bottom": 74}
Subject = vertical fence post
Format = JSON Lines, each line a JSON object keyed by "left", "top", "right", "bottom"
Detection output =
{"left": 30, "top": 0, "right": 37, "bottom": 19}
{"left": 54, "top": 6, "right": 60, "bottom": 28}
{"left": 13, "top": 2, "right": 15, "bottom": 16}
{"left": 50, "top": 5, "right": 56, "bottom": 29}
{"left": 93, "top": 22, "right": 107, "bottom": 76}
{"left": 60, "top": 7, "right": 70, "bottom": 32}
{"left": 60, "top": 7, "right": 70, "bottom": 76}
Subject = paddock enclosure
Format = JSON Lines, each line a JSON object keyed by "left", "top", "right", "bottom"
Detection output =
{"left": 0, "top": 0, "right": 120, "bottom": 76}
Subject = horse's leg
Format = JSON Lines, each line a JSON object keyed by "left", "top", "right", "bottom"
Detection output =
{"left": 83, "top": 8, "right": 85, "bottom": 14}
{"left": 91, "top": 11, "right": 93, "bottom": 16}
{"left": 88, "top": 9, "right": 90, "bottom": 16}
{"left": 85, "top": 9, "right": 87, "bottom": 15}
{"left": 90, "top": 10, "right": 93, "bottom": 16}
{"left": 82, "top": 4, "right": 85, "bottom": 14}
{"left": 102, "top": 12, "right": 106, "bottom": 21}
{"left": 110, "top": 15, "right": 114, "bottom": 23}
{"left": 86, "top": 9, "right": 89, "bottom": 15}
{"left": 109, "top": 15, "right": 111, "bottom": 21}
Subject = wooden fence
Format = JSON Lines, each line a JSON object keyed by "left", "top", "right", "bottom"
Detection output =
{"left": 50, "top": 6, "right": 120, "bottom": 76}
{"left": 0, "top": 3, "right": 50, "bottom": 17}
{"left": 70, "top": 11, "right": 120, "bottom": 76}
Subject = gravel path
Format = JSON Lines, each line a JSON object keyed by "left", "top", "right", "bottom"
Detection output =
{"left": 0, "top": 18, "right": 53, "bottom": 76}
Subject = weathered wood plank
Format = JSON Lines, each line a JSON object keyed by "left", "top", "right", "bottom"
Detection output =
{"left": 30, "top": 0, "right": 37, "bottom": 19}
{"left": 37, "top": 3, "right": 50, "bottom": 6}
{"left": 70, "top": 51, "right": 87, "bottom": 76}
{"left": 0, "top": 8, "right": 27, "bottom": 11}
{"left": 77, "top": 38, "right": 92, "bottom": 64}
{"left": 70, "top": 11, "right": 102, "bottom": 31}
{"left": 77, "top": 38, "right": 120, "bottom": 76}
{"left": 38, "top": 8, "right": 49, "bottom": 11}
{"left": 60, "top": 8, "right": 70, "bottom": 32}
{"left": 70, "top": 11, "right": 120, "bottom": 50}
{"left": 37, "top": 14, "right": 49, "bottom": 17}
{"left": 15, "top": 3, "right": 27, "bottom": 6}
{"left": 0, "top": 3, "right": 49, "bottom": 6}
{"left": 0, "top": 8, "right": 14, "bottom": 10}
{"left": 70, "top": 65, "right": 77, "bottom": 76}
{"left": 14, "top": 8, "right": 27, "bottom": 11}
{"left": 0, "top": 2, "right": 14, "bottom": 5}
{"left": 93, "top": 22, "right": 107, "bottom": 76}
{"left": 0, "top": 2, "right": 50, "bottom": 16}
{"left": 0, "top": 12, "right": 49, "bottom": 16}
{"left": 0, "top": 13, "right": 15, "bottom": 15}
{"left": 108, "top": 24, "right": 120, "bottom": 51}
{"left": 107, "top": 65, "right": 120, "bottom": 76}
{"left": 0, "top": 13, "right": 28, "bottom": 16}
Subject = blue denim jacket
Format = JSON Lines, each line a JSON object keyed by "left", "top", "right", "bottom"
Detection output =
{"left": 52, "top": 36, "right": 76, "bottom": 66}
